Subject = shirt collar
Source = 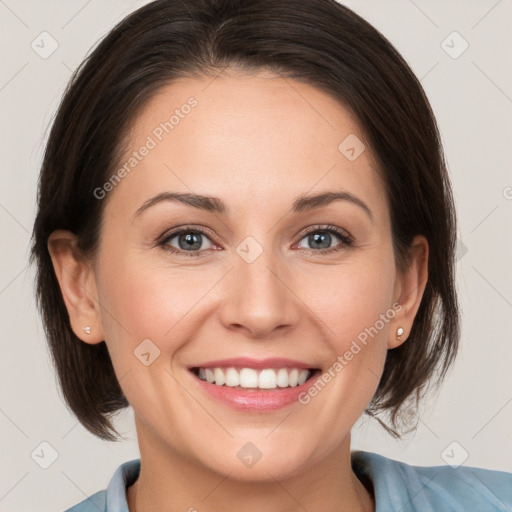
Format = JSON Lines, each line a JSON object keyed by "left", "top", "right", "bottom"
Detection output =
{"left": 104, "top": 452, "right": 379, "bottom": 511}
{"left": 105, "top": 458, "right": 140, "bottom": 511}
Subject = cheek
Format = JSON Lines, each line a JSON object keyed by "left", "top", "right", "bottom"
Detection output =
{"left": 298, "top": 251, "right": 397, "bottom": 412}
{"left": 94, "top": 248, "right": 220, "bottom": 365}
{"left": 311, "top": 254, "right": 397, "bottom": 349}
{"left": 93, "top": 252, "right": 200, "bottom": 414}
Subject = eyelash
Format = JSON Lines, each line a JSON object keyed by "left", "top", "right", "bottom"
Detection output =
{"left": 158, "top": 224, "right": 353, "bottom": 258}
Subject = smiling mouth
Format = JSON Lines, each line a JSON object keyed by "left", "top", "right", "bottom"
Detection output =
{"left": 191, "top": 367, "right": 319, "bottom": 390}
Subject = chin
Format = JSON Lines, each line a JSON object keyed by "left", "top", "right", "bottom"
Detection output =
{"left": 184, "top": 432, "right": 333, "bottom": 483}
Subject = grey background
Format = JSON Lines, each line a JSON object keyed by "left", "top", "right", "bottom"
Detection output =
{"left": 0, "top": 0, "right": 511, "bottom": 510}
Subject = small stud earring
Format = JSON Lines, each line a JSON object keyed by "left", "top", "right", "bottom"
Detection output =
{"left": 83, "top": 326, "right": 91, "bottom": 334}
{"left": 396, "top": 327, "right": 404, "bottom": 339}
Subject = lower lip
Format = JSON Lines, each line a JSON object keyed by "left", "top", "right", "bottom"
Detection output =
{"left": 192, "top": 371, "right": 320, "bottom": 411}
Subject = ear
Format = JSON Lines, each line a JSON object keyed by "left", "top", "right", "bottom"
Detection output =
{"left": 388, "top": 235, "right": 429, "bottom": 349}
{"left": 47, "top": 230, "right": 104, "bottom": 344}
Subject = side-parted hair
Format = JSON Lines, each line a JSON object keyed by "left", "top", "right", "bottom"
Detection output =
{"left": 31, "top": 0, "right": 459, "bottom": 441}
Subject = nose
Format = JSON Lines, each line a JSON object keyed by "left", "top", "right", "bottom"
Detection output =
{"left": 218, "top": 246, "right": 301, "bottom": 338}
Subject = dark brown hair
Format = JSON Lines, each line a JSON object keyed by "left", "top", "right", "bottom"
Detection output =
{"left": 31, "top": 0, "right": 459, "bottom": 441}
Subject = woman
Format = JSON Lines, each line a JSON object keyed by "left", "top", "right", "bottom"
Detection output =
{"left": 31, "top": 0, "right": 512, "bottom": 510}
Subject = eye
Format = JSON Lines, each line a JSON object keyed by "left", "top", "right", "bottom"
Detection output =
{"left": 296, "top": 225, "right": 353, "bottom": 254}
{"left": 158, "top": 224, "right": 353, "bottom": 258}
{"left": 160, "top": 227, "right": 216, "bottom": 257}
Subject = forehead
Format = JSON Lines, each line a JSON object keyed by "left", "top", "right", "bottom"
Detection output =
{"left": 106, "top": 70, "right": 388, "bottom": 221}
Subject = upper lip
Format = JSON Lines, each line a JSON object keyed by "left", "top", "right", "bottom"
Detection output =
{"left": 189, "top": 357, "right": 316, "bottom": 370}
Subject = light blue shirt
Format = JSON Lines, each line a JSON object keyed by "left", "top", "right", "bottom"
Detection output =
{"left": 65, "top": 451, "right": 512, "bottom": 511}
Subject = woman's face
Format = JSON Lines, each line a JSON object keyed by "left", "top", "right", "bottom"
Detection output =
{"left": 89, "top": 70, "right": 415, "bottom": 480}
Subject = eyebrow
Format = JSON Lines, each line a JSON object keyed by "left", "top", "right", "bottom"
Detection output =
{"left": 133, "top": 190, "right": 373, "bottom": 221}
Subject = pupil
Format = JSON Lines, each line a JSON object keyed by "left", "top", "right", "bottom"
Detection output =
{"left": 180, "top": 232, "right": 201, "bottom": 250}
{"left": 311, "top": 232, "right": 330, "bottom": 249}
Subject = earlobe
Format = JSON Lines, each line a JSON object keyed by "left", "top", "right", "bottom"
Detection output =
{"left": 47, "top": 230, "right": 104, "bottom": 344}
{"left": 389, "top": 235, "right": 429, "bottom": 349}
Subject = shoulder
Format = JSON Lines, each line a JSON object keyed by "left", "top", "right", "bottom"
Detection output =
{"left": 63, "top": 459, "right": 141, "bottom": 512}
{"left": 351, "top": 450, "right": 512, "bottom": 512}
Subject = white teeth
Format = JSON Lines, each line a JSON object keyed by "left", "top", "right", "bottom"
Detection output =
{"left": 298, "top": 369, "right": 309, "bottom": 385}
{"left": 258, "top": 369, "right": 276, "bottom": 389}
{"left": 276, "top": 368, "right": 289, "bottom": 388}
{"left": 205, "top": 368, "right": 214, "bottom": 383}
{"left": 196, "top": 367, "right": 313, "bottom": 389}
{"left": 214, "top": 367, "right": 225, "bottom": 386}
{"left": 288, "top": 369, "right": 299, "bottom": 387}
{"left": 225, "top": 367, "right": 240, "bottom": 387}
{"left": 239, "top": 368, "right": 258, "bottom": 388}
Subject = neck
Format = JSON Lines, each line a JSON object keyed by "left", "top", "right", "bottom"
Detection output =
{"left": 127, "top": 425, "right": 374, "bottom": 512}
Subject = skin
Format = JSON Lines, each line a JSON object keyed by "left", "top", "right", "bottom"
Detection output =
{"left": 48, "top": 69, "right": 428, "bottom": 512}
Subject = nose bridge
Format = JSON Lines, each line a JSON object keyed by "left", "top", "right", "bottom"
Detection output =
{"left": 219, "top": 235, "right": 299, "bottom": 336}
